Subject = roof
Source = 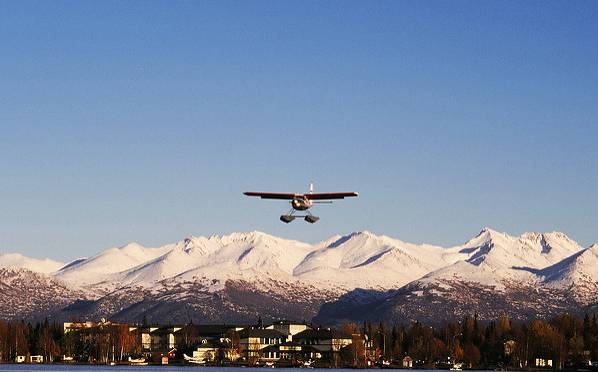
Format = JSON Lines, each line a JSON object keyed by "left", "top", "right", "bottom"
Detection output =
{"left": 239, "top": 328, "right": 286, "bottom": 339}
{"left": 293, "top": 328, "right": 352, "bottom": 340}
{"left": 176, "top": 324, "right": 238, "bottom": 336}
{"left": 266, "top": 319, "right": 308, "bottom": 326}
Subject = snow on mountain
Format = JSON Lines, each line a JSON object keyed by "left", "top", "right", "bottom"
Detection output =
{"left": 117, "top": 231, "right": 315, "bottom": 288}
{"left": 417, "top": 228, "right": 583, "bottom": 289}
{"left": 55, "top": 242, "right": 171, "bottom": 286}
{"left": 0, "top": 253, "right": 64, "bottom": 274}
{"left": 23, "top": 228, "right": 587, "bottom": 293}
{"left": 293, "top": 231, "right": 466, "bottom": 290}
{"left": 541, "top": 243, "right": 598, "bottom": 304}
{"left": 315, "top": 229, "right": 589, "bottom": 325}
{"left": 465, "top": 228, "right": 582, "bottom": 269}
{"left": 1, "top": 228, "right": 595, "bottom": 323}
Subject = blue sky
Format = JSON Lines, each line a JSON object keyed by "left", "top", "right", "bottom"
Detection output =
{"left": 1, "top": 1, "right": 597, "bottom": 260}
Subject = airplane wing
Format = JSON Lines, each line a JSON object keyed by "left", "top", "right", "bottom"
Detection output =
{"left": 244, "top": 192, "right": 297, "bottom": 200}
{"left": 305, "top": 192, "right": 359, "bottom": 200}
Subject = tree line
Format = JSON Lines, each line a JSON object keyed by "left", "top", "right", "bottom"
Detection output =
{"left": 0, "top": 312, "right": 596, "bottom": 368}
{"left": 344, "top": 313, "right": 598, "bottom": 369}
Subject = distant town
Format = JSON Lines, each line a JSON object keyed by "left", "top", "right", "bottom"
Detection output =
{"left": 0, "top": 313, "right": 597, "bottom": 370}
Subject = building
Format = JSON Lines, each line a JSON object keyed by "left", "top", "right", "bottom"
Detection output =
{"left": 175, "top": 324, "right": 241, "bottom": 348}
{"left": 293, "top": 328, "right": 353, "bottom": 353}
{"left": 261, "top": 341, "right": 323, "bottom": 362}
{"left": 535, "top": 358, "right": 553, "bottom": 368}
{"left": 191, "top": 338, "right": 230, "bottom": 362}
{"left": 59, "top": 319, "right": 365, "bottom": 366}
{"left": 265, "top": 320, "right": 311, "bottom": 340}
{"left": 239, "top": 328, "right": 287, "bottom": 362}
{"left": 30, "top": 355, "right": 43, "bottom": 363}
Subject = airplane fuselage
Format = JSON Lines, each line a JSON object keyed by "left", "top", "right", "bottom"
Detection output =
{"left": 291, "top": 196, "right": 312, "bottom": 211}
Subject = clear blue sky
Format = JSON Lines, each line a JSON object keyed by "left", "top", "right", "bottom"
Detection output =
{"left": 1, "top": 1, "right": 597, "bottom": 261}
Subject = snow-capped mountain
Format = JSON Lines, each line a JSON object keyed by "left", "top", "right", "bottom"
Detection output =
{"left": 294, "top": 231, "right": 467, "bottom": 290}
{"left": 314, "top": 228, "right": 593, "bottom": 325}
{"left": 1, "top": 228, "right": 596, "bottom": 323}
{"left": 541, "top": 243, "right": 598, "bottom": 304}
{"left": 0, "top": 253, "right": 64, "bottom": 274}
{"left": 117, "top": 232, "right": 314, "bottom": 289}
{"left": 416, "top": 227, "right": 583, "bottom": 289}
{"left": 55, "top": 242, "right": 172, "bottom": 288}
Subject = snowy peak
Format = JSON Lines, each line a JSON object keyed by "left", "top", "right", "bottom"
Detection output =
{"left": 117, "top": 231, "right": 314, "bottom": 287}
{"left": 536, "top": 243, "right": 598, "bottom": 305}
{"left": 7, "top": 228, "right": 591, "bottom": 297}
{"left": 415, "top": 228, "right": 585, "bottom": 289}
{"left": 542, "top": 243, "right": 598, "bottom": 284}
{"left": 54, "top": 241, "right": 171, "bottom": 286}
{"left": 0, "top": 253, "right": 64, "bottom": 274}
{"left": 293, "top": 230, "right": 460, "bottom": 289}
{"left": 456, "top": 228, "right": 581, "bottom": 270}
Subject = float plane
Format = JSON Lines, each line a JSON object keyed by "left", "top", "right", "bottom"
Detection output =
{"left": 244, "top": 183, "right": 358, "bottom": 223}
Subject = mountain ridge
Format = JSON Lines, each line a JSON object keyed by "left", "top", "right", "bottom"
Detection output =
{"left": 0, "top": 228, "right": 595, "bottom": 323}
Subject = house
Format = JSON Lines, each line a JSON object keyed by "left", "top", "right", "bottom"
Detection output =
{"left": 15, "top": 356, "right": 25, "bottom": 363}
{"left": 30, "top": 355, "right": 44, "bottom": 363}
{"left": 175, "top": 324, "right": 241, "bottom": 349}
{"left": 535, "top": 358, "right": 553, "bottom": 368}
{"left": 239, "top": 328, "right": 287, "bottom": 362}
{"left": 266, "top": 320, "right": 311, "bottom": 340}
{"left": 191, "top": 338, "right": 230, "bottom": 362}
{"left": 137, "top": 326, "right": 181, "bottom": 352}
{"left": 138, "top": 326, "right": 159, "bottom": 350}
{"left": 293, "top": 328, "right": 353, "bottom": 353}
{"left": 402, "top": 356, "right": 413, "bottom": 368}
{"left": 261, "top": 341, "right": 321, "bottom": 362}
{"left": 63, "top": 319, "right": 125, "bottom": 333}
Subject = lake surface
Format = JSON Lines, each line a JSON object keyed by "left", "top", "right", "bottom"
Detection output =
{"left": 0, "top": 367, "right": 499, "bottom": 372}
{"left": 0, "top": 367, "right": 413, "bottom": 372}
{"left": 0, "top": 367, "right": 437, "bottom": 372}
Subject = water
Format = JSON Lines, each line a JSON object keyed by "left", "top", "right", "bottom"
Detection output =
{"left": 0, "top": 368, "right": 503, "bottom": 372}
{"left": 0, "top": 367, "right": 434, "bottom": 372}
{"left": 0, "top": 367, "right": 378, "bottom": 372}
{"left": 0, "top": 364, "right": 502, "bottom": 372}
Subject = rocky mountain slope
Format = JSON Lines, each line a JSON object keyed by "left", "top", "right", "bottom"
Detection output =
{"left": 0, "top": 268, "right": 85, "bottom": 321}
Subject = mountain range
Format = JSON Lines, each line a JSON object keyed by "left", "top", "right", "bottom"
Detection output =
{"left": 0, "top": 228, "right": 596, "bottom": 324}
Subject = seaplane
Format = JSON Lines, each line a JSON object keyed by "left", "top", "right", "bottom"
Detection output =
{"left": 183, "top": 354, "right": 206, "bottom": 365}
{"left": 128, "top": 356, "right": 148, "bottom": 366}
{"left": 244, "top": 183, "right": 358, "bottom": 223}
